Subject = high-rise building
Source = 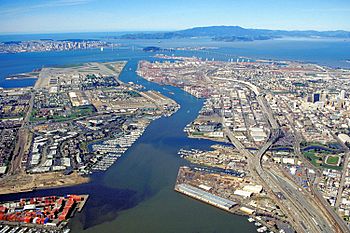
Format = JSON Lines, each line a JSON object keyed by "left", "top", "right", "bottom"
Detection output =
{"left": 340, "top": 90, "right": 346, "bottom": 99}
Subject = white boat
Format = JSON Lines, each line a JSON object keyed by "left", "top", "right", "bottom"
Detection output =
{"left": 248, "top": 217, "right": 255, "bottom": 222}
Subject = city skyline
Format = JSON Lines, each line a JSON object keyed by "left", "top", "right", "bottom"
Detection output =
{"left": 1, "top": 0, "right": 350, "bottom": 34}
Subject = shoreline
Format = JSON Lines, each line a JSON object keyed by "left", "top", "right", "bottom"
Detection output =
{"left": 0, "top": 171, "right": 90, "bottom": 196}
{"left": 0, "top": 60, "right": 177, "bottom": 196}
{"left": 187, "top": 133, "right": 228, "bottom": 143}
{"left": 5, "top": 76, "right": 38, "bottom": 80}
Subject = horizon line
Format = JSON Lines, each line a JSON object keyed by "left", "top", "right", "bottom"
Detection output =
{"left": 1, "top": 25, "right": 350, "bottom": 36}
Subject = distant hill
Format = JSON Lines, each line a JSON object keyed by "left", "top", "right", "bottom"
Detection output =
{"left": 119, "top": 26, "right": 350, "bottom": 42}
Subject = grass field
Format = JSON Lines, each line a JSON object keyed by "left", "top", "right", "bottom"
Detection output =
{"left": 304, "top": 150, "right": 342, "bottom": 170}
{"left": 304, "top": 150, "right": 323, "bottom": 166}
{"left": 326, "top": 156, "right": 340, "bottom": 165}
{"left": 30, "top": 105, "right": 96, "bottom": 122}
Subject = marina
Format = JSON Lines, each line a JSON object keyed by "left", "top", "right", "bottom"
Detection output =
{"left": 89, "top": 120, "right": 148, "bottom": 172}
{"left": 177, "top": 148, "right": 204, "bottom": 158}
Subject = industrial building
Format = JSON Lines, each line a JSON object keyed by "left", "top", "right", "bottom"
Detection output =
{"left": 243, "top": 185, "right": 263, "bottom": 194}
{"left": 239, "top": 206, "right": 255, "bottom": 215}
{"left": 234, "top": 189, "right": 253, "bottom": 198}
{"left": 338, "top": 133, "right": 350, "bottom": 144}
{"left": 175, "top": 183, "right": 237, "bottom": 211}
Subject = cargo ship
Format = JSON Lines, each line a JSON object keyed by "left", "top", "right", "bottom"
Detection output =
{"left": 0, "top": 194, "right": 88, "bottom": 232}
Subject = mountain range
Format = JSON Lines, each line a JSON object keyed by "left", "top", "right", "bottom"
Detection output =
{"left": 119, "top": 26, "right": 350, "bottom": 42}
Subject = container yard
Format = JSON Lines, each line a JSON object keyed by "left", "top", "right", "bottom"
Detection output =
{"left": 0, "top": 195, "right": 88, "bottom": 233}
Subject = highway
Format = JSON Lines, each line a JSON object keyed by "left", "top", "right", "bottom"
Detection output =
{"left": 267, "top": 166, "right": 335, "bottom": 233}
{"left": 282, "top": 97, "right": 350, "bottom": 233}
{"left": 332, "top": 133, "right": 350, "bottom": 210}
{"left": 308, "top": 109, "right": 350, "bottom": 214}
{"left": 224, "top": 127, "right": 329, "bottom": 233}
{"left": 218, "top": 77, "right": 345, "bottom": 232}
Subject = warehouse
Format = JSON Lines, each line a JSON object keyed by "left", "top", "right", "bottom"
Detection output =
{"left": 243, "top": 185, "right": 263, "bottom": 194}
{"left": 249, "top": 127, "right": 267, "bottom": 142}
{"left": 338, "top": 134, "right": 350, "bottom": 144}
{"left": 240, "top": 206, "right": 255, "bottom": 215}
{"left": 176, "top": 183, "right": 237, "bottom": 210}
{"left": 234, "top": 189, "right": 253, "bottom": 198}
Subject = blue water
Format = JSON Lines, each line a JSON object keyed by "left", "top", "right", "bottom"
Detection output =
{"left": 1, "top": 36, "right": 350, "bottom": 89}
{"left": 0, "top": 57, "right": 257, "bottom": 233}
{"left": 0, "top": 35, "right": 349, "bottom": 232}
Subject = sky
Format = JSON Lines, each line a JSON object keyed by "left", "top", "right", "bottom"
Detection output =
{"left": 0, "top": 0, "right": 350, "bottom": 34}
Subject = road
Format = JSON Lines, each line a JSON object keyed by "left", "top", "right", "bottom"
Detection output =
{"left": 333, "top": 133, "right": 350, "bottom": 209}
{"left": 218, "top": 77, "right": 346, "bottom": 232}
{"left": 224, "top": 127, "right": 327, "bottom": 233}
{"left": 9, "top": 91, "right": 35, "bottom": 175}
{"left": 282, "top": 94, "right": 350, "bottom": 232}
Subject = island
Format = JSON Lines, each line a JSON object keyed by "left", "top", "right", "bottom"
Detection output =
{"left": 0, "top": 61, "right": 179, "bottom": 196}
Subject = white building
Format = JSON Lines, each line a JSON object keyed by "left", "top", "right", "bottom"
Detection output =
{"left": 338, "top": 134, "right": 350, "bottom": 144}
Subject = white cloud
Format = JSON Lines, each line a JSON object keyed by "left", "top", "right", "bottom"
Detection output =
{"left": 0, "top": 0, "right": 92, "bottom": 15}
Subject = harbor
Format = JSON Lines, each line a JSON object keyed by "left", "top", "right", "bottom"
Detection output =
{"left": 0, "top": 195, "right": 89, "bottom": 233}
{"left": 0, "top": 49, "right": 262, "bottom": 233}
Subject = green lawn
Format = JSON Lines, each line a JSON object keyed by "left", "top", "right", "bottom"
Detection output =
{"left": 304, "top": 150, "right": 342, "bottom": 170}
{"left": 303, "top": 150, "right": 323, "bottom": 167}
{"left": 30, "top": 105, "right": 96, "bottom": 122}
{"left": 326, "top": 156, "right": 340, "bottom": 165}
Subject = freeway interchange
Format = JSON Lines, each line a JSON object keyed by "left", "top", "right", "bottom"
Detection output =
{"left": 138, "top": 58, "right": 350, "bottom": 233}
{"left": 222, "top": 78, "right": 348, "bottom": 233}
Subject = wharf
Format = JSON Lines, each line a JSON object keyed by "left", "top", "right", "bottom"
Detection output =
{"left": 77, "top": 194, "right": 89, "bottom": 212}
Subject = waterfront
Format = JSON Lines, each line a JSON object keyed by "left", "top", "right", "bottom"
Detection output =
{"left": 2, "top": 36, "right": 350, "bottom": 88}
{"left": 0, "top": 51, "right": 257, "bottom": 232}
{"left": 1, "top": 37, "right": 350, "bottom": 232}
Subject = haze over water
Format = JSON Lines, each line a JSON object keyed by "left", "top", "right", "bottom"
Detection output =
{"left": 1, "top": 36, "right": 350, "bottom": 88}
{"left": 0, "top": 35, "right": 349, "bottom": 232}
